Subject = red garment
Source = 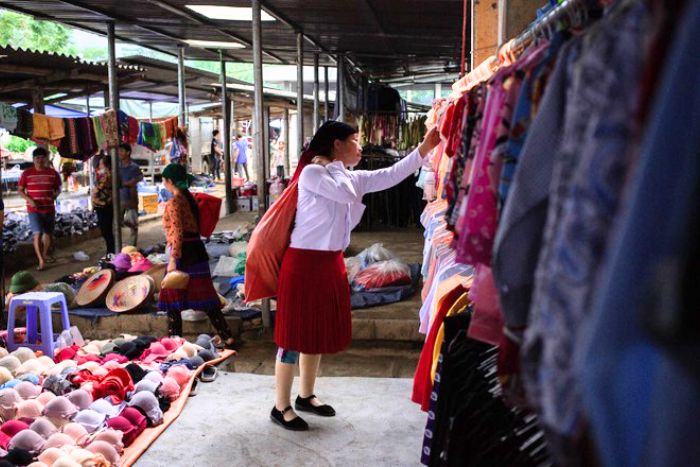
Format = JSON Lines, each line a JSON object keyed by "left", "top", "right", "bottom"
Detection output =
{"left": 123, "top": 116, "right": 139, "bottom": 145}
{"left": 275, "top": 247, "right": 351, "bottom": 354}
{"left": 18, "top": 167, "right": 61, "bottom": 214}
{"left": 92, "top": 368, "right": 134, "bottom": 402}
{"left": 467, "top": 265, "right": 504, "bottom": 346}
{"left": 119, "top": 407, "right": 147, "bottom": 437}
{"left": 447, "top": 95, "right": 468, "bottom": 156}
{"left": 412, "top": 285, "right": 467, "bottom": 411}
{"left": 162, "top": 117, "right": 177, "bottom": 140}
{"left": 55, "top": 345, "right": 80, "bottom": 363}
{"left": 68, "top": 369, "right": 101, "bottom": 386}
{"left": 439, "top": 102, "right": 455, "bottom": 143}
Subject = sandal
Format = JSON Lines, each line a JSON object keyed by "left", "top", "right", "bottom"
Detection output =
{"left": 270, "top": 406, "right": 309, "bottom": 431}
{"left": 199, "top": 365, "right": 218, "bottom": 383}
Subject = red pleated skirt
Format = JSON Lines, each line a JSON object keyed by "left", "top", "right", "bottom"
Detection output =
{"left": 275, "top": 247, "right": 352, "bottom": 354}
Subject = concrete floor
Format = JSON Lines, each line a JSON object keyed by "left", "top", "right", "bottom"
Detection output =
{"left": 136, "top": 372, "right": 426, "bottom": 467}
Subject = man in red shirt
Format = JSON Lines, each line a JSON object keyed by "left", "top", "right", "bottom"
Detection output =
{"left": 18, "top": 147, "right": 62, "bottom": 271}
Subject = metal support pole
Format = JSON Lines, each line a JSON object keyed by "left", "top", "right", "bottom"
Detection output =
{"left": 107, "top": 21, "right": 122, "bottom": 252}
{"left": 252, "top": 0, "right": 271, "bottom": 328}
{"left": 337, "top": 53, "right": 345, "bottom": 122}
{"left": 253, "top": 1, "right": 267, "bottom": 216}
{"left": 148, "top": 102, "right": 153, "bottom": 122}
{"left": 86, "top": 92, "right": 91, "bottom": 117}
{"left": 470, "top": 0, "right": 476, "bottom": 70}
{"left": 296, "top": 32, "right": 304, "bottom": 156}
{"left": 220, "top": 51, "right": 234, "bottom": 214}
{"left": 264, "top": 105, "right": 271, "bottom": 180}
{"left": 177, "top": 45, "right": 187, "bottom": 127}
{"left": 324, "top": 66, "right": 330, "bottom": 121}
{"left": 435, "top": 82, "right": 442, "bottom": 99}
{"left": 313, "top": 53, "right": 320, "bottom": 132}
{"left": 283, "top": 108, "right": 290, "bottom": 177}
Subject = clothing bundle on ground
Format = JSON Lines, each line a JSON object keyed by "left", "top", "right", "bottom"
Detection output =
{"left": 2, "top": 210, "right": 98, "bottom": 255}
{"left": 414, "top": 0, "right": 699, "bottom": 465}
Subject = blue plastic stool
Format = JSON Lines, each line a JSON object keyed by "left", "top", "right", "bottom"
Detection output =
{"left": 6, "top": 292, "right": 70, "bottom": 357}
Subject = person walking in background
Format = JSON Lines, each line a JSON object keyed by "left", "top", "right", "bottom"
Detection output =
{"left": 170, "top": 126, "right": 190, "bottom": 168}
{"left": 92, "top": 155, "right": 115, "bottom": 255}
{"left": 211, "top": 129, "right": 224, "bottom": 181}
{"left": 234, "top": 134, "right": 250, "bottom": 181}
{"left": 118, "top": 143, "right": 143, "bottom": 247}
{"left": 158, "top": 163, "right": 236, "bottom": 349}
{"left": 17, "top": 147, "right": 61, "bottom": 271}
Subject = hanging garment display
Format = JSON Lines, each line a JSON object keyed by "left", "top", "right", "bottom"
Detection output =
{"left": 411, "top": 0, "right": 692, "bottom": 464}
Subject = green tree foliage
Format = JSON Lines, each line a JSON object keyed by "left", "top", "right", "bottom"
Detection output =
{"left": 0, "top": 10, "right": 76, "bottom": 55}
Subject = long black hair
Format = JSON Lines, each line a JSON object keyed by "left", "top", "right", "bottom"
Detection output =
{"left": 292, "top": 120, "right": 357, "bottom": 182}
{"left": 176, "top": 185, "right": 199, "bottom": 227}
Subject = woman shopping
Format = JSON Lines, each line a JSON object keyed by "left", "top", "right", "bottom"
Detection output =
{"left": 271, "top": 121, "right": 440, "bottom": 431}
{"left": 158, "top": 163, "right": 235, "bottom": 349}
{"left": 92, "top": 155, "right": 115, "bottom": 255}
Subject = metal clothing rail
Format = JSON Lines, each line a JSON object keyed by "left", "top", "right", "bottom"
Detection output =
{"left": 509, "top": 0, "right": 588, "bottom": 52}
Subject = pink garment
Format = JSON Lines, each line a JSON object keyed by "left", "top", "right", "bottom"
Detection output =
{"left": 455, "top": 71, "right": 510, "bottom": 266}
{"left": 139, "top": 343, "right": 169, "bottom": 364}
{"left": 102, "top": 353, "right": 128, "bottom": 364}
{"left": 467, "top": 264, "right": 504, "bottom": 346}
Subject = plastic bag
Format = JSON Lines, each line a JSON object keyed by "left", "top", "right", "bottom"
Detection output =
{"left": 344, "top": 256, "right": 363, "bottom": 284}
{"left": 357, "top": 243, "right": 396, "bottom": 267}
{"left": 228, "top": 241, "right": 248, "bottom": 258}
{"left": 244, "top": 179, "right": 299, "bottom": 302}
{"left": 213, "top": 256, "right": 243, "bottom": 278}
{"left": 123, "top": 209, "right": 138, "bottom": 228}
{"left": 352, "top": 259, "right": 412, "bottom": 291}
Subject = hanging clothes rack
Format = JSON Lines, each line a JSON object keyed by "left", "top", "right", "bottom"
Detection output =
{"left": 505, "top": 0, "right": 590, "bottom": 57}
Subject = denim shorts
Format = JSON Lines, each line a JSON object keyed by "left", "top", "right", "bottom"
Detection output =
{"left": 28, "top": 212, "right": 55, "bottom": 235}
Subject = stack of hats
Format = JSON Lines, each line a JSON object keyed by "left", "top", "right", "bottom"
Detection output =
{"left": 0, "top": 332, "right": 223, "bottom": 466}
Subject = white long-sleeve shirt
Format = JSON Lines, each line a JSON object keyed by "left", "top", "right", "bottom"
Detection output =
{"left": 290, "top": 148, "right": 427, "bottom": 251}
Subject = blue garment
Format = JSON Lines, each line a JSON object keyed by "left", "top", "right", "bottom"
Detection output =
{"left": 235, "top": 139, "right": 248, "bottom": 164}
{"left": 493, "top": 37, "right": 580, "bottom": 330}
{"left": 118, "top": 161, "right": 143, "bottom": 204}
{"left": 524, "top": 0, "right": 651, "bottom": 444}
{"left": 498, "top": 32, "right": 564, "bottom": 207}
{"left": 577, "top": 2, "right": 700, "bottom": 466}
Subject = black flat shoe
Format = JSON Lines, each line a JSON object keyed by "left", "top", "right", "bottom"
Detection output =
{"left": 295, "top": 395, "right": 336, "bottom": 417}
{"left": 270, "top": 406, "right": 309, "bottom": 431}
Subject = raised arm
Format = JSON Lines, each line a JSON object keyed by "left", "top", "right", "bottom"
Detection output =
{"left": 354, "top": 126, "right": 441, "bottom": 194}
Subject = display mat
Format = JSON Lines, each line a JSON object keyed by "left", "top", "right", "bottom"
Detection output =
{"left": 120, "top": 349, "right": 236, "bottom": 467}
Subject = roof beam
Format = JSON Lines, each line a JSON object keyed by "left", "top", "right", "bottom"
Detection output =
{"left": 145, "top": 0, "right": 287, "bottom": 64}
{"left": 257, "top": 1, "right": 358, "bottom": 70}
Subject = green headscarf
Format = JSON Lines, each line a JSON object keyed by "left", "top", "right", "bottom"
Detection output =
{"left": 162, "top": 163, "right": 193, "bottom": 190}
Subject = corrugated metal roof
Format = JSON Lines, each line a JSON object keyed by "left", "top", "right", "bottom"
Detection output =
{"left": 0, "top": 0, "right": 465, "bottom": 79}
{"left": 0, "top": 45, "right": 145, "bottom": 103}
